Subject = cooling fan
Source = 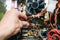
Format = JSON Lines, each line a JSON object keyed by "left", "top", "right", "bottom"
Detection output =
{"left": 26, "top": 0, "right": 46, "bottom": 16}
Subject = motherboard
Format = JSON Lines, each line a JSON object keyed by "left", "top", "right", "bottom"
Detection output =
{"left": 7, "top": 0, "right": 47, "bottom": 40}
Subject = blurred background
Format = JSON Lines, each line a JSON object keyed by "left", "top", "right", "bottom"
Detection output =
{"left": 0, "top": 0, "right": 5, "bottom": 20}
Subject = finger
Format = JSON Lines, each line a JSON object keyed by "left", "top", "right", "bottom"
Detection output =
{"left": 13, "top": 21, "right": 29, "bottom": 35}
{"left": 17, "top": 20, "right": 29, "bottom": 28}
{"left": 16, "top": 20, "right": 23, "bottom": 28}
{"left": 16, "top": 20, "right": 29, "bottom": 28}
{"left": 21, "top": 21, "right": 29, "bottom": 26}
{"left": 18, "top": 11, "right": 27, "bottom": 20}
{"left": 13, "top": 20, "right": 22, "bottom": 35}
{"left": 13, "top": 28, "right": 20, "bottom": 35}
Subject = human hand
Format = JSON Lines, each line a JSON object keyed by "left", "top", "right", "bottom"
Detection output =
{"left": 0, "top": 9, "right": 29, "bottom": 40}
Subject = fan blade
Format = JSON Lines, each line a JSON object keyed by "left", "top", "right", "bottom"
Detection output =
{"left": 29, "top": 8, "right": 36, "bottom": 14}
